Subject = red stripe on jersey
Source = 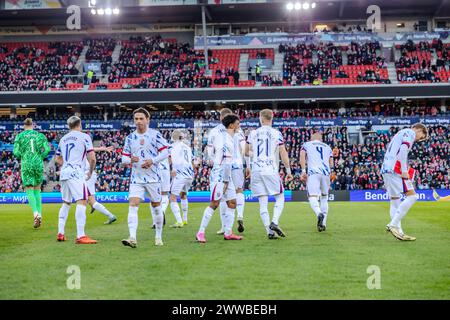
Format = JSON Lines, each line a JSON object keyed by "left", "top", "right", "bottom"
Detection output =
{"left": 122, "top": 152, "right": 131, "bottom": 157}
{"left": 158, "top": 146, "right": 168, "bottom": 152}
{"left": 401, "top": 141, "right": 410, "bottom": 148}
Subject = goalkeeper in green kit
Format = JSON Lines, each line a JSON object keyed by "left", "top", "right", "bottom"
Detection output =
{"left": 13, "top": 118, "right": 50, "bottom": 228}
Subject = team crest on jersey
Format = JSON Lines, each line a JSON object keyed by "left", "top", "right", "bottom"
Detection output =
{"left": 140, "top": 139, "right": 145, "bottom": 145}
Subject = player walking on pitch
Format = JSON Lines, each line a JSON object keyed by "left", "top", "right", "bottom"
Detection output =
{"left": 55, "top": 116, "right": 97, "bottom": 244}
{"left": 121, "top": 108, "right": 170, "bottom": 248}
{"left": 300, "top": 131, "right": 333, "bottom": 232}
{"left": 196, "top": 114, "right": 243, "bottom": 243}
{"left": 382, "top": 123, "right": 428, "bottom": 241}
{"left": 13, "top": 118, "right": 50, "bottom": 228}
{"left": 245, "top": 109, "right": 293, "bottom": 239}
{"left": 206, "top": 108, "right": 235, "bottom": 235}
{"left": 168, "top": 129, "right": 195, "bottom": 227}
{"left": 87, "top": 146, "right": 117, "bottom": 224}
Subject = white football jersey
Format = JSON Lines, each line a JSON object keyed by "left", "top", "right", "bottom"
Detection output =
{"left": 232, "top": 129, "right": 246, "bottom": 169}
{"left": 381, "top": 128, "right": 416, "bottom": 174}
{"left": 301, "top": 140, "right": 333, "bottom": 176}
{"left": 122, "top": 128, "right": 169, "bottom": 184}
{"left": 57, "top": 131, "right": 94, "bottom": 181}
{"left": 247, "top": 125, "right": 284, "bottom": 175}
{"left": 171, "top": 141, "right": 194, "bottom": 178}
{"left": 210, "top": 130, "right": 234, "bottom": 183}
{"left": 207, "top": 123, "right": 226, "bottom": 160}
{"left": 159, "top": 158, "right": 170, "bottom": 173}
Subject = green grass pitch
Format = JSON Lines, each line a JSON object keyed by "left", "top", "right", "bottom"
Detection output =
{"left": 0, "top": 201, "right": 448, "bottom": 300}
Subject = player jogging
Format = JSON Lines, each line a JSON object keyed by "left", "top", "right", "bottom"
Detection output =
{"left": 13, "top": 118, "right": 50, "bottom": 228}
{"left": 55, "top": 116, "right": 97, "bottom": 244}
{"left": 168, "top": 129, "right": 195, "bottom": 227}
{"left": 300, "top": 131, "right": 333, "bottom": 232}
{"left": 87, "top": 146, "right": 117, "bottom": 225}
{"left": 121, "top": 108, "right": 170, "bottom": 248}
{"left": 196, "top": 114, "right": 243, "bottom": 243}
{"left": 382, "top": 123, "right": 429, "bottom": 241}
{"left": 245, "top": 109, "right": 293, "bottom": 239}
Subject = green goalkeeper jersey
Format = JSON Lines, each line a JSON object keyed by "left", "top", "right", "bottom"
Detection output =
{"left": 13, "top": 129, "right": 50, "bottom": 187}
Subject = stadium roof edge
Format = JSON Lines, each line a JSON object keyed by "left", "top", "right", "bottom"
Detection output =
{"left": 0, "top": 84, "right": 449, "bottom": 106}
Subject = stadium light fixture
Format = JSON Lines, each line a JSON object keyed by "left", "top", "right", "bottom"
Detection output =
{"left": 88, "top": 0, "right": 96, "bottom": 7}
{"left": 113, "top": 8, "right": 120, "bottom": 15}
{"left": 91, "top": 8, "right": 96, "bottom": 15}
{"left": 303, "top": 2, "right": 310, "bottom": 10}
{"left": 97, "top": 8, "right": 104, "bottom": 15}
{"left": 312, "top": 2, "right": 316, "bottom": 9}
{"left": 286, "top": 2, "right": 294, "bottom": 11}
{"left": 105, "top": 8, "right": 112, "bottom": 15}
{"left": 294, "top": 3, "right": 301, "bottom": 10}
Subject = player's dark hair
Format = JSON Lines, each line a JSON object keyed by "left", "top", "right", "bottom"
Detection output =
{"left": 133, "top": 107, "right": 150, "bottom": 119}
{"left": 222, "top": 114, "right": 240, "bottom": 129}
{"left": 23, "top": 118, "right": 33, "bottom": 126}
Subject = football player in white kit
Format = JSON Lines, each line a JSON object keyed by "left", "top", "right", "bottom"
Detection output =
{"left": 121, "top": 108, "right": 170, "bottom": 248}
{"left": 300, "top": 131, "right": 333, "bottom": 232}
{"left": 382, "top": 123, "right": 428, "bottom": 241}
{"left": 206, "top": 108, "right": 236, "bottom": 235}
{"left": 168, "top": 129, "right": 195, "bottom": 227}
{"left": 55, "top": 116, "right": 97, "bottom": 244}
{"left": 86, "top": 146, "right": 117, "bottom": 225}
{"left": 245, "top": 109, "right": 293, "bottom": 239}
{"left": 196, "top": 114, "right": 243, "bottom": 243}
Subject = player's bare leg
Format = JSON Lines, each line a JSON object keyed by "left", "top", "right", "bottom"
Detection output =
{"left": 88, "top": 195, "right": 117, "bottom": 225}
{"left": 122, "top": 197, "right": 140, "bottom": 248}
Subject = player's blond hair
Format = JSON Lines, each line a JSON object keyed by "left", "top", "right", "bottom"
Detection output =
{"left": 260, "top": 109, "right": 273, "bottom": 121}
{"left": 171, "top": 129, "right": 185, "bottom": 141}
{"left": 412, "top": 123, "right": 429, "bottom": 140}
{"left": 23, "top": 118, "right": 33, "bottom": 126}
{"left": 219, "top": 108, "right": 233, "bottom": 120}
{"left": 67, "top": 116, "right": 81, "bottom": 129}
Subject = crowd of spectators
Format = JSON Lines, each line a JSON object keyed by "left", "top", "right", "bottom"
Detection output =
{"left": 0, "top": 41, "right": 83, "bottom": 91}
{"left": 395, "top": 39, "right": 450, "bottom": 83}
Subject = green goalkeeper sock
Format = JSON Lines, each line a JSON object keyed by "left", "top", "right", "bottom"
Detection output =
{"left": 34, "top": 189, "right": 42, "bottom": 217}
{"left": 25, "top": 189, "right": 38, "bottom": 216}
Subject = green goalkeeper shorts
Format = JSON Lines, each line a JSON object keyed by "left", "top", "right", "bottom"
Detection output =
{"left": 21, "top": 166, "right": 44, "bottom": 187}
